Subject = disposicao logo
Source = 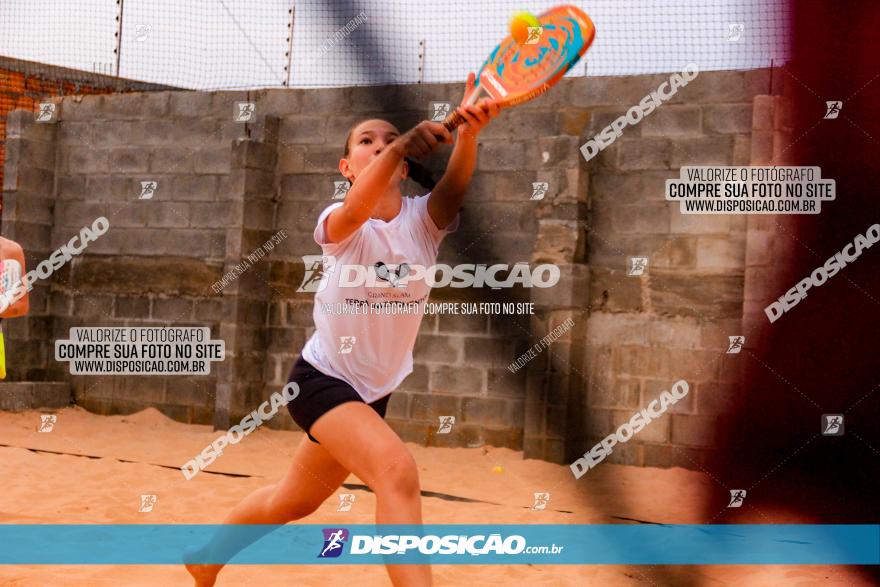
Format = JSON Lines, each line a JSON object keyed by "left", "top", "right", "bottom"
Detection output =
{"left": 318, "top": 528, "right": 349, "bottom": 558}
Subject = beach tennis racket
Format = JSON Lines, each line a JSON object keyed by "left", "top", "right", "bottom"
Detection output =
{"left": 441, "top": 4, "right": 596, "bottom": 130}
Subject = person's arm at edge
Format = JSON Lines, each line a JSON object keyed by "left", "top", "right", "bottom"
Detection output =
{"left": 1, "top": 241, "right": 29, "bottom": 318}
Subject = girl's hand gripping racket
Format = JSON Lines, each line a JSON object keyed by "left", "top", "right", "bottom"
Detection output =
{"left": 442, "top": 5, "right": 596, "bottom": 131}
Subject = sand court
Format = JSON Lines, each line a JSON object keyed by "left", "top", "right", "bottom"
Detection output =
{"left": 0, "top": 406, "right": 869, "bottom": 586}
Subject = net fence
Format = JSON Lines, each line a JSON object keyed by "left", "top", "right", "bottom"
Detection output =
{"left": 0, "top": 0, "right": 790, "bottom": 90}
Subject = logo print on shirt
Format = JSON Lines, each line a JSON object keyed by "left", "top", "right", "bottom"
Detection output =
{"left": 375, "top": 262, "right": 411, "bottom": 287}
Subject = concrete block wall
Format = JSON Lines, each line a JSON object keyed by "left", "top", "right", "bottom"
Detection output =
{"left": 0, "top": 55, "right": 176, "bottom": 206}
{"left": 1, "top": 109, "right": 57, "bottom": 381}
{"left": 573, "top": 69, "right": 772, "bottom": 468}
{"left": 2, "top": 70, "right": 772, "bottom": 469}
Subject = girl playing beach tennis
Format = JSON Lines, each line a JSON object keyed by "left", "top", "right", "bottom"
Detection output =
{"left": 187, "top": 73, "right": 499, "bottom": 587}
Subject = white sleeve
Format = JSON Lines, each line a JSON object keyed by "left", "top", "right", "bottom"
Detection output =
{"left": 313, "top": 202, "right": 346, "bottom": 247}
{"left": 414, "top": 193, "right": 460, "bottom": 248}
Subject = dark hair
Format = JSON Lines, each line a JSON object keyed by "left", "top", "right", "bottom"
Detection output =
{"left": 344, "top": 120, "right": 437, "bottom": 190}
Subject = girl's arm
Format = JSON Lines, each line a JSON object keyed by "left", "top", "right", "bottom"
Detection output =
{"left": 0, "top": 241, "right": 29, "bottom": 318}
{"left": 326, "top": 121, "right": 452, "bottom": 244}
{"left": 428, "top": 74, "right": 501, "bottom": 230}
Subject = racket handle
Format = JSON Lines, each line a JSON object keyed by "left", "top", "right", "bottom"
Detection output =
{"left": 441, "top": 111, "right": 466, "bottom": 132}
{"left": 440, "top": 84, "right": 489, "bottom": 132}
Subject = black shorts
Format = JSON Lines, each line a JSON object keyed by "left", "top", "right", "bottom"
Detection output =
{"left": 285, "top": 355, "right": 391, "bottom": 443}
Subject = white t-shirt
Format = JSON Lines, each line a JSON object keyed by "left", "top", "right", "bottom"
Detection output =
{"left": 301, "top": 193, "right": 459, "bottom": 403}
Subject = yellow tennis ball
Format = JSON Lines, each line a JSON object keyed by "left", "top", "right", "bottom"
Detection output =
{"left": 491, "top": 465, "right": 504, "bottom": 474}
{"left": 510, "top": 12, "right": 540, "bottom": 45}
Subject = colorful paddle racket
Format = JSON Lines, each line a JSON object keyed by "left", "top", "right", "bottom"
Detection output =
{"left": 0, "top": 259, "right": 22, "bottom": 298}
{"left": 442, "top": 5, "right": 596, "bottom": 130}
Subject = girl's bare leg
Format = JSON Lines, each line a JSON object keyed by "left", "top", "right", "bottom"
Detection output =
{"left": 185, "top": 436, "right": 350, "bottom": 586}
{"left": 310, "top": 402, "right": 431, "bottom": 587}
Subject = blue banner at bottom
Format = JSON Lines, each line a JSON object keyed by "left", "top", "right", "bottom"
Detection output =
{"left": 0, "top": 524, "right": 877, "bottom": 565}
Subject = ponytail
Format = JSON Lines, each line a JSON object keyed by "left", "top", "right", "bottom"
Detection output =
{"left": 405, "top": 157, "right": 437, "bottom": 190}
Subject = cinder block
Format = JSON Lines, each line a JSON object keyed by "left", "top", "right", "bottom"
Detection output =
{"left": 413, "top": 334, "right": 461, "bottom": 363}
{"left": 398, "top": 363, "right": 429, "bottom": 393}
{"left": 643, "top": 378, "right": 695, "bottom": 414}
{"left": 145, "top": 202, "right": 190, "bottom": 228}
{"left": 279, "top": 116, "right": 327, "bottom": 145}
{"left": 461, "top": 396, "right": 513, "bottom": 427}
{"left": 532, "top": 219, "right": 580, "bottom": 264}
{"left": 437, "top": 313, "right": 487, "bottom": 335}
{"left": 115, "top": 296, "right": 150, "bottom": 319}
{"left": 695, "top": 237, "right": 746, "bottom": 270}
{"left": 487, "top": 366, "right": 527, "bottom": 398}
{"left": 703, "top": 104, "right": 753, "bottom": 134}
{"left": 476, "top": 141, "right": 529, "bottom": 171}
{"left": 650, "top": 271, "right": 743, "bottom": 319}
{"left": 388, "top": 420, "right": 431, "bottom": 445}
{"left": 696, "top": 381, "right": 738, "bottom": 414}
{"left": 168, "top": 91, "right": 214, "bottom": 117}
{"left": 531, "top": 263, "right": 589, "bottom": 309}
{"left": 591, "top": 170, "right": 675, "bottom": 206}
{"left": 73, "top": 294, "right": 114, "bottom": 319}
{"left": 587, "top": 268, "right": 642, "bottom": 313}
{"left": 603, "top": 441, "right": 642, "bottom": 466}
{"left": 650, "top": 236, "right": 698, "bottom": 270}
{"left": 569, "top": 74, "right": 663, "bottom": 109}
{"left": 646, "top": 318, "right": 702, "bottom": 349}
{"left": 640, "top": 106, "right": 702, "bottom": 137}
{"left": 275, "top": 145, "right": 305, "bottom": 175}
{"left": 462, "top": 337, "right": 520, "bottom": 368}
{"left": 611, "top": 205, "right": 670, "bottom": 235}
{"left": 151, "top": 297, "right": 194, "bottom": 322}
{"left": 117, "top": 376, "right": 167, "bottom": 404}
{"left": 669, "top": 212, "right": 731, "bottom": 235}
{"left": 588, "top": 377, "right": 641, "bottom": 409}
{"left": 300, "top": 87, "right": 352, "bottom": 114}
{"left": 129, "top": 119, "right": 176, "bottom": 146}
{"left": 750, "top": 130, "right": 773, "bottom": 165}
{"left": 194, "top": 145, "right": 231, "bottom": 174}
{"left": 255, "top": 89, "right": 303, "bottom": 117}
{"left": 669, "top": 136, "right": 733, "bottom": 168}
{"left": 670, "top": 414, "right": 718, "bottom": 448}
{"left": 773, "top": 96, "right": 793, "bottom": 131}
{"left": 149, "top": 147, "right": 194, "bottom": 174}
{"left": 301, "top": 146, "right": 346, "bottom": 173}
{"left": 232, "top": 140, "right": 278, "bottom": 171}
{"left": 386, "top": 392, "right": 409, "bottom": 419}
{"left": 617, "top": 138, "right": 670, "bottom": 170}
{"left": 612, "top": 405, "right": 668, "bottom": 443}
{"left": 430, "top": 364, "right": 485, "bottom": 394}
{"left": 108, "top": 148, "right": 150, "bottom": 173}
{"left": 171, "top": 175, "right": 219, "bottom": 201}
{"left": 168, "top": 117, "right": 218, "bottom": 147}
{"left": 192, "top": 202, "right": 240, "bottom": 230}
{"left": 752, "top": 95, "right": 775, "bottom": 131}
{"left": 408, "top": 393, "right": 461, "bottom": 420}
{"left": 732, "top": 135, "right": 751, "bottom": 165}
{"left": 66, "top": 148, "right": 110, "bottom": 174}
